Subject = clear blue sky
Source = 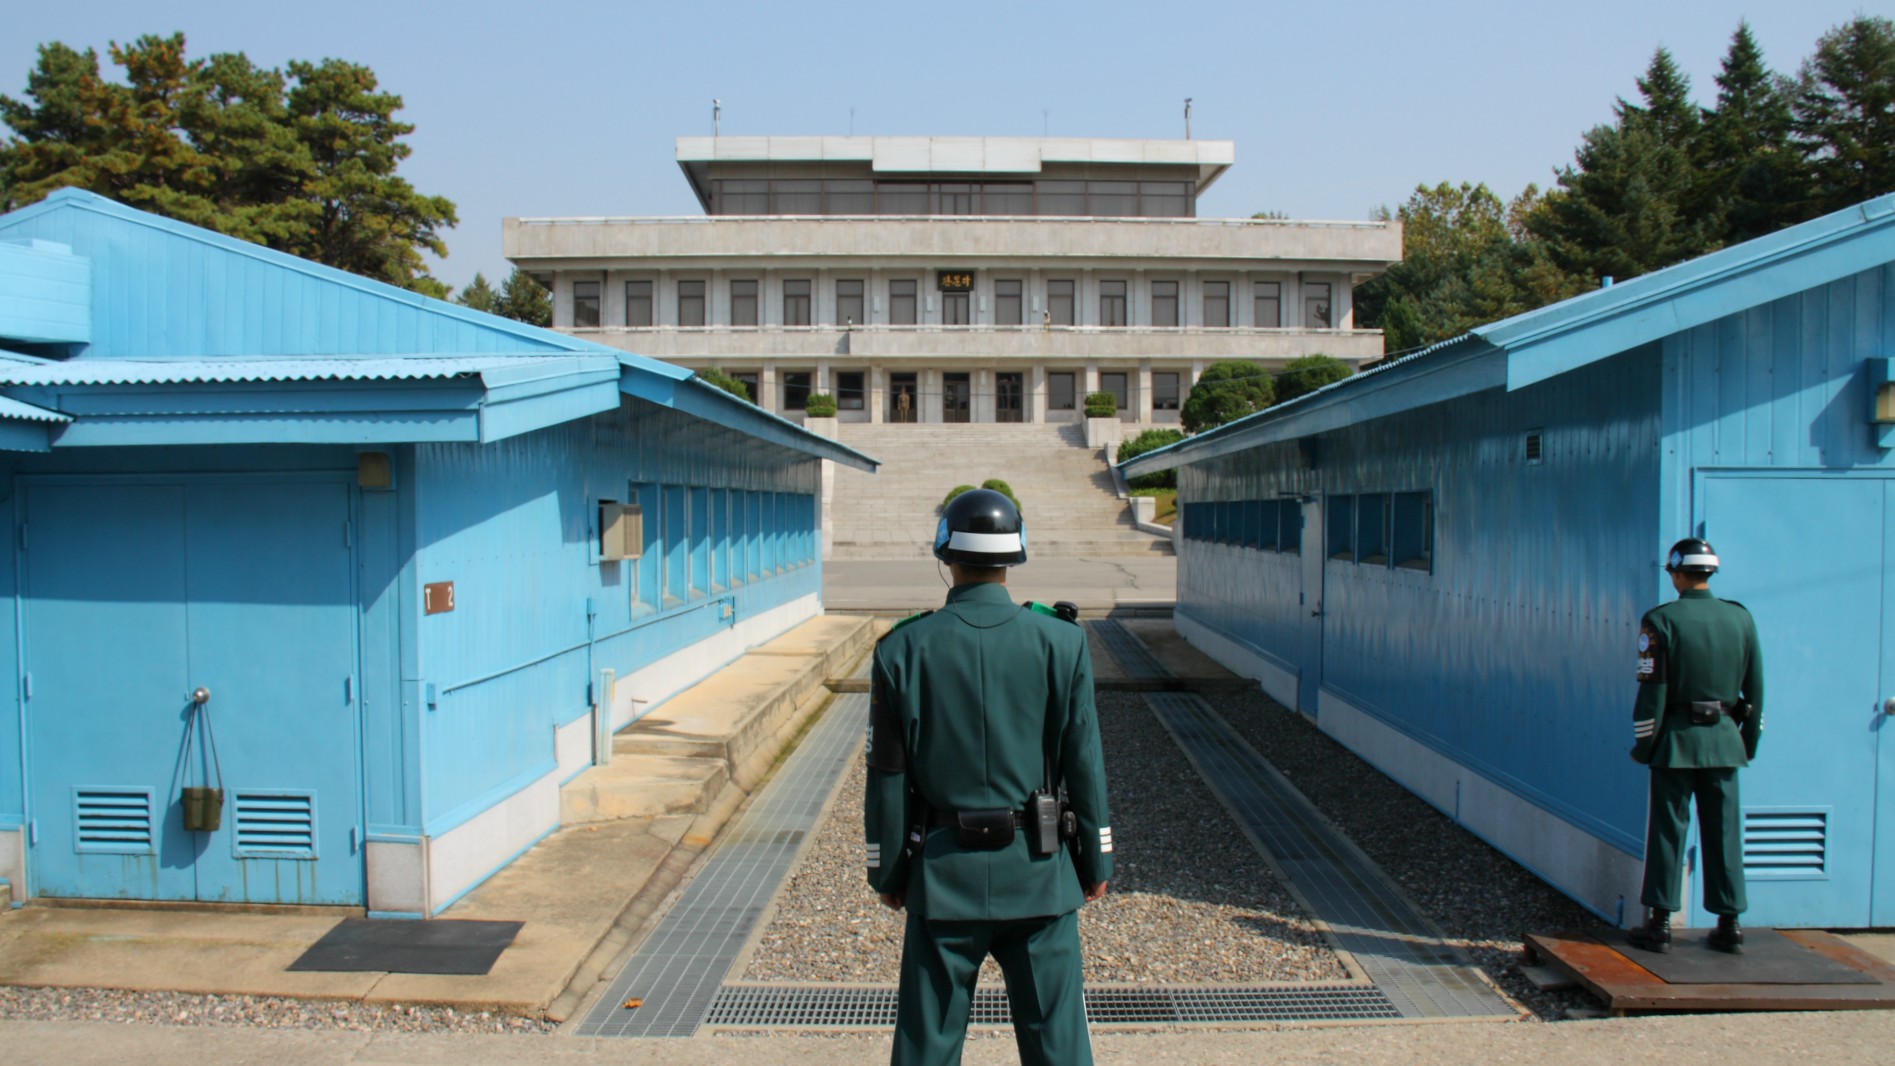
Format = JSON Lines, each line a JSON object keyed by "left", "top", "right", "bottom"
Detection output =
{"left": 5, "top": 0, "right": 1889, "bottom": 291}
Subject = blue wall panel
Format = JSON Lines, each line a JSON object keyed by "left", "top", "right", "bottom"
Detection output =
{"left": 1180, "top": 347, "right": 1661, "bottom": 853}
{"left": 411, "top": 396, "right": 821, "bottom": 834}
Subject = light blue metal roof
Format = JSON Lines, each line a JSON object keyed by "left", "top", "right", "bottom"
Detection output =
{"left": 0, "top": 354, "right": 615, "bottom": 386}
{"left": 0, "top": 191, "right": 877, "bottom": 468}
{"left": 1123, "top": 192, "right": 1895, "bottom": 477}
{"left": 0, "top": 395, "right": 70, "bottom": 423}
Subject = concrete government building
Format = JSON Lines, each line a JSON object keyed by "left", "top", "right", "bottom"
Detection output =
{"left": 503, "top": 136, "right": 1402, "bottom": 425}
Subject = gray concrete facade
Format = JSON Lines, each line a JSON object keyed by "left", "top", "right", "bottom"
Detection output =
{"left": 503, "top": 137, "right": 1402, "bottom": 424}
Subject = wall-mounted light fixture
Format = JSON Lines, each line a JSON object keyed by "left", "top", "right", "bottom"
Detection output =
{"left": 1869, "top": 358, "right": 1895, "bottom": 449}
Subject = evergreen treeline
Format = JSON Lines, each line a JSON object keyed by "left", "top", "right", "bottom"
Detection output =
{"left": 0, "top": 33, "right": 456, "bottom": 297}
{"left": 1357, "top": 16, "right": 1895, "bottom": 355}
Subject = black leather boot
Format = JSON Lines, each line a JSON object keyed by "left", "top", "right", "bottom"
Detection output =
{"left": 1626, "top": 908, "right": 1672, "bottom": 953}
{"left": 1708, "top": 914, "right": 1745, "bottom": 954}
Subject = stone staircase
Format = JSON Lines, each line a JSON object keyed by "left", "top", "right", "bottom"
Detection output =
{"left": 829, "top": 422, "right": 1171, "bottom": 559}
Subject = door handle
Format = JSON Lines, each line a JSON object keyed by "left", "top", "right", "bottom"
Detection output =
{"left": 191, "top": 687, "right": 211, "bottom": 706}
{"left": 1884, "top": 697, "right": 1895, "bottom": 717}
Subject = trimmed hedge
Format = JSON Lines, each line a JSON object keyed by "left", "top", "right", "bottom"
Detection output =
{"left": 941, "top": 480, "right": 1024, "bottom": 513}
{"left": 804, "top": 392, "right": 837, "bottom": 417}
{"left": 696, "top": 366, "right": 753, "bottom": 403}
{"left": 1116, "top": 427, "right": 1186, "bottom": 490}
{"left": 1083, "top": 390, "right": 1118, "bottom": 418}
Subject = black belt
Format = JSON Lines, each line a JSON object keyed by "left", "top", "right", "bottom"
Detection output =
{"left": 929, "top": 809, "right": 1027, "bottom": 828}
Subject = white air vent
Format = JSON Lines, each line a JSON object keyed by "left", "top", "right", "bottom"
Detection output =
{"left": 74, "top": 788, "right": 154, "bottom": 854}
{"left": 232, "top": 791, "right": 317, "bottom": 859}
{"left": 1743, "top": 809, "right": 1826, "bottom": 878}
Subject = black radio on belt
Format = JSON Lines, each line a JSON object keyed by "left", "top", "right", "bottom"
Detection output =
{"left": 1027, "top": 789, "right": 1061, "bottom": 855}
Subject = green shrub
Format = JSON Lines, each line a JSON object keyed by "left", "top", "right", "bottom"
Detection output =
{"left": 1274, "top": 353, "right": 1352, "bottom": 405}
{"left": 1083, "top": 390, "right": 1119, "bottom": 418}
{"left": 980, "top": 479, "right": 1021, "bottom": 511}
{"left": 1116, "top": 427, "right": 1186, "bottom": 490}
{"left": 696, "top": 366, "right": 753, "bottom": 403}
{"left": 1180, "top": 360, "right": 1274, "bottom": 433}
{"left": 942, "top": 484, "right": 977, "bottom": 509}
{"left": 804, "top": 392, "right": 837, "bottom": 417}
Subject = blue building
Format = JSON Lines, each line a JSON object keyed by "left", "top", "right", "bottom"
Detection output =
{"left": 1123, "top": 195, "right": 1895, "bottom": 930}
{"left": 0, "top": 190, "right": 873, "bottom": 916}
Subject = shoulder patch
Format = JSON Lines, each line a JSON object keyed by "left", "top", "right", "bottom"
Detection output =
{"left": 879, "top": 610, "right": 932, "bottom": 642}
{"left": 1636, "top": 622, "right": 1666, "bottom": 684}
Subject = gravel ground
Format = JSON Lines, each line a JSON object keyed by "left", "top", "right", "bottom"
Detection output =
{"left": 0, "top": 985, "right": 556, "bottom": 1034}
{"left": 740, "top": 690, "right": 1344, "bottom": 985}
{"left": 1215, "top": 688, "right": 1610, "bottom": 1020}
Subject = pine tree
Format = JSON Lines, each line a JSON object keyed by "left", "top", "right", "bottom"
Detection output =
{"left": 1792, "top": 15, "right": 1895, "bottom": 215}
{"left": 455, "top": 273, "right": 501, "bottom": 314}
{"left": 496, "top": 269, "right": 551, "bottom": 327}
{"left": 1699, "top": 23, "right": 1807, "bottom": 242}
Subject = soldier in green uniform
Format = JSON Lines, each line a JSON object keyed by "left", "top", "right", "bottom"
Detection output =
{"left": 1628, "top": 537, "right": 1764, "bottom": 954}
{"left": 865, "top": 489, "right": 1113, "bottom": 1066}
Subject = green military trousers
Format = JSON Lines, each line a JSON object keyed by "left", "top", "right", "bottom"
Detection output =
{"left": 893, "top": 909, "right": 1091, "bottom": 1066}
{"left": 1640, "top": 767, "right": 1747, "bottom": 916}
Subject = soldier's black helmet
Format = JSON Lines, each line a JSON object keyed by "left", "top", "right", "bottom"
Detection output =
{"left": 1664, "top": 537, "right": 1720, "bottom": 575}
{"left": 934, "top": 489, "right": 1027, "bottom": 567}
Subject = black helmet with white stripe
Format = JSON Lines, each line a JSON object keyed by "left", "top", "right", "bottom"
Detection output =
{"left": 1664, "top": 537, "right": 1719, "bottom": 575}
{"left": 934, "top": 488, "right": 1027, "bottom": 567}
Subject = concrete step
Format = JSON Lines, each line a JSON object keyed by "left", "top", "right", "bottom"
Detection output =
{"left": 560, "top": 754, "right": 729, "bottom": 823}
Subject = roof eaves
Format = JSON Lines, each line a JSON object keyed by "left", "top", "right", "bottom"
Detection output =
{"left": 617, "top": 362, "right": 879, "bottom": 472}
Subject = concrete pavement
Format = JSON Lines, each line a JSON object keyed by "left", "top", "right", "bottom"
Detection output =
{"left": 6, "top": 1006, "right": 1895, "bottom": 1064}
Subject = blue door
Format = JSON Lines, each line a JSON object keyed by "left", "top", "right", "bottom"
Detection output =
{"left": 1700, "top": 475, "right": 1884, "bottom": 927}
{"left": 23, "top": 477, "right": 363, "bottom": 905}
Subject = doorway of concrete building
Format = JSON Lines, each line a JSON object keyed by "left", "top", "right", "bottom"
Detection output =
{"left": 943, "top": 374, "right": 971, "bottom": 423}
{"left": 888, "top": 372, "right": 918, "bottom": 423}
{"left": 996, "top": 373, "right": 1024, "bottom": 423}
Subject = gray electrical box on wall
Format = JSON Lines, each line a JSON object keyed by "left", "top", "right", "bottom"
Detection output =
{"left": 599, "top": 502, "right": 642, "bottom": 561}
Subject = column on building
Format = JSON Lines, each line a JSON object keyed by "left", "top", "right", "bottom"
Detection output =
{"left": 869, "top": 365, "right": 884, "bottom": 424}
{"left": 1029, "top": 365, "right": 1046, "bottom": 424}
{"left": 1136, "top": 360, "right": 1154, "bottom": 424}
{"left": 760, "top": 362, "right": 778, "bottom": 413}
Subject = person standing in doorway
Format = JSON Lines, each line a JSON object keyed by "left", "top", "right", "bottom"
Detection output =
{"left": 1628, "top": 537, "right": 1764, "bottom": 954}
{"left": 865, "top": 488, "right": 1113, "bottom": 1066}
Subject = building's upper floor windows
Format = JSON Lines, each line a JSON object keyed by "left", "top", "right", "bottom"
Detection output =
{"left": 625, "top": 280, "right": 653, "bottom": 327}
{"left": 1255, "top": 281, "right": 1281, "bottom": 328}
{"left": 1099, "top": 280, "right": 1128, "bottom": 328}
{"left": 1047, "top": 279, "right": 1075, "bottom": 326}
{"left": 889, "top": 279, "right": 918, "bottom": 325}
{"left": 836, "top": 279, "right": 865, "bottom": 327}
{"left": 783, "top": 279, "right": 812, "bottom": 326}
{"left": 1305, "top": 282, "right": 1332, "bottom": 329}
{"left": 1151, "top": 281, "right": 1179, "bottom": 328}
{"left": 1203, "top": 281, "right": 1230, "bottom": 328}
{"left": 678, "top": 280, "right": 706, "bottom": 327}
{"left": 572, "top": 280, "right": 600, "bottom": 328}
{"left": 731, "top": 279, "right": 759, "bottom": 326}
{"left": 708, "top": 177, "right": 1196, "bottom": 218}
{"left": 995, "top": 279, "right": 1023, "bottom": 326}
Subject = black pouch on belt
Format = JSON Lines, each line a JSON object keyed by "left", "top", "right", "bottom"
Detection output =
{"left": 955, "top": 809, "right": 1015, "bottom": 850}
{"left": 1688, "top": 700, "right": 1726, "bottom": 725}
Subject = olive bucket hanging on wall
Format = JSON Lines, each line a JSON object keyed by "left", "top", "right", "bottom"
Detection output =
{"left": 180, "top": 688, "right": 224, "bottom": 833}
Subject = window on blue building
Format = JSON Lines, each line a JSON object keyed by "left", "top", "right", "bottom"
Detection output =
{"left": 746, "top": 491, "right": 763, "bottom": 579}
{"left": 1328, "top": 496, "right": 1355, "bottom": 561}
{"left": 1357, "top": 493, "right": 1390, "bottom": 566}
{"left": 633, "top": 483, "right": 661, "bottom": 611}
{"left": 663, "top": 485, "right": 688, "bottom": 605}
{"left": 1257, "top": 499, "right": 1280, "bottom": 551}
{"left": 1279, "top": 498, "right": 1302, "bottom": 555}
{"left": 1393, "top": 491, "right": 1433, "bottom": 571}
{"left": 712, "top": 489, "right": 729, "bottom": 590}
{"left": 690, "top": 487, "right": 711, "bottom": 595}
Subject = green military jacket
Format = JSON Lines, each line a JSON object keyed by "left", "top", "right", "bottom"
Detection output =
{"left": 864, "top": 582, "right": 1114, "bottom": 921}
{"left": 1632, "top": 588, "right": 1764, "bottom": 768}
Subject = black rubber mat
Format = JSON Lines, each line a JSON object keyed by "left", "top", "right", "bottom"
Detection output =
{"left": 287, "top": 918, "right": 523, "bottom": 975}
{"left": 1606, "top": 928, "right": 1876, "bottom": 985}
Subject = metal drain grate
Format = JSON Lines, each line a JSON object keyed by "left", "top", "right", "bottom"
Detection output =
{"left": 575, "top": 687, "right": 869, "bottom": 1038}
{"left": 1089, "top": 619, "right": 1172, "bottom": 678}
{"left": 705, "top": 983, "right": 1401, "bottom": 1028}
{"left": 1144, "top": 692, "right": 1518, "bottom": 1020}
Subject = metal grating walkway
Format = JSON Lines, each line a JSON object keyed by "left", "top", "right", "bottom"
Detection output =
{"left": 574, "top": 688, "right": 869, "bottom": 1037}
{"left": 705, "top": 982, "right": 1400, "bottom": 1028}
{"left": 1144, "top": 691, "right": 1517, "bottom": 1019}
{"left": 1088, "top": 619, "right": 1172, "bottom": 679}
